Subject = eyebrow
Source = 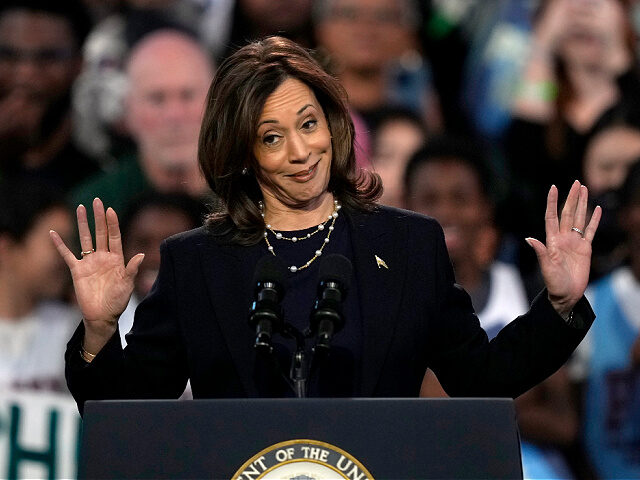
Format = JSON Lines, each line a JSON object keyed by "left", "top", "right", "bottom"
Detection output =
{"left": 297, "top": 104, "right": 313, "bottom": 115}
{"left": 257, "top": 104, "right": 315, "bottom": 128}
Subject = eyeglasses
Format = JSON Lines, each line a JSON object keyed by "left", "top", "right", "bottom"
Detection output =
{"left": 0, "top": 45, "right": 76, "bottom": 67}
{"left": 328, "top": 5, "right": 406, "bottom": 26}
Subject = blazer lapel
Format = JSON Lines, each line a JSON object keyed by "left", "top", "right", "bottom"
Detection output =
{"left": 347, "top": 208, "right": 408, "bottom": 396}
{"left": 196, "top": 207, "right": 409, "bottom": 398}
{"left": 198, "top": 239, "right": 264, "bottom": 397}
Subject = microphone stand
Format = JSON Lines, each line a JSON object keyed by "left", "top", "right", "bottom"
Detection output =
{"left": 284, "top": 324, "right": 308, "bottom": 398}
{"left": 253, "top": 320, "right": 310, "bottom": 398}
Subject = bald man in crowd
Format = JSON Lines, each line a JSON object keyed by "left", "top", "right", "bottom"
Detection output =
{"left": 71, "top": 29, "right": 214, "bottom": 215}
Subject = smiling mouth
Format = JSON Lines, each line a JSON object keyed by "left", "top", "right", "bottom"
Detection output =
{"left": 286, "top": 160, "right": 320, "bottom": 182}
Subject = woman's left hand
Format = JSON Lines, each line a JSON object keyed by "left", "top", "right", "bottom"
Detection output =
{"left": 526, "top": 181, "right": 602, "bottom": 319}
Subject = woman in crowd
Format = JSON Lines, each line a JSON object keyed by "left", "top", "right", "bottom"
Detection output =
{"left": 505, "top": 0, "right": 639, "bottom": 248}
{"left": 369, "top": 106, "right": 427, "bottom": 208}
{"left": 50, "top": 36, "right": 600, "bottom": 413}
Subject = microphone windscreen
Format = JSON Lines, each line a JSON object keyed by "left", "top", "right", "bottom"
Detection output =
{"left": 318, "top": 254, "right": 352, "bottom": 291}
{"left": 253, "top": 254, "right": 287, "bottom": 285}
{"left": 253, "top": 255, "right": 287, "bottom": 286}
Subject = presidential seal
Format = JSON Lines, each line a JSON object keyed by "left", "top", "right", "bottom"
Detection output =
{"left": 232, "top": 439, "right": 375, "bottom": 480}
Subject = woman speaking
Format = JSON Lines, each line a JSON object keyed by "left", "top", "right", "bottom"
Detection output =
{"left": 50, "top": 37, "right": 601, "bottom": 413}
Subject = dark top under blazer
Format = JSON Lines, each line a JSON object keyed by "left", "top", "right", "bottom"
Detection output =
{"left": 66, "top": 206, "right": 594, "bottom": 413}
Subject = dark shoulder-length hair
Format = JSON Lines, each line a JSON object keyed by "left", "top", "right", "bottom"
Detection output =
{"left": 198, "top": 35, "right": 381, "bottom": 245}
{"left": 534, "top": 0, "right": 639, "bottom": 160}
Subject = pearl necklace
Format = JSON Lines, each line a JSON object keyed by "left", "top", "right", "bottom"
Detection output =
{"left": 260, "top": 199, "right": 341, "bottom": 273}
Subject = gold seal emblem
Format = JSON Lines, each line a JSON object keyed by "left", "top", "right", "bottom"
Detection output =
{"left": 232, "top": 439, "right": 375, "bottom": 479}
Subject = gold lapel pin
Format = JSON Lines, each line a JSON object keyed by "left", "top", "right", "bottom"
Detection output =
{"left": 375, "top": 255, "right": 388, "bottom": 269}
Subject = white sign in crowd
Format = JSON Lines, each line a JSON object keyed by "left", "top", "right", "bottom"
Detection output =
{"left": 0, "top": 391, "right": 80, "bottom": 480}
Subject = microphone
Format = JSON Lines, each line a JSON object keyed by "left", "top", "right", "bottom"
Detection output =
{"left": 248, "top": 255, "right": 287, "bottom": 354}
{"left": 310, "top": 254, "right": 352, "bottom": 353}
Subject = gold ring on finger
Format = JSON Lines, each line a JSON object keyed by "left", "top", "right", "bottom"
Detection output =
{"left": 81, "top": 249, "right": 95, "bottom": 257}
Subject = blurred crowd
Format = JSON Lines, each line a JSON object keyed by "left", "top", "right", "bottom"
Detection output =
{"left": 1, "top": 0, "right": 640, "bottom": 478}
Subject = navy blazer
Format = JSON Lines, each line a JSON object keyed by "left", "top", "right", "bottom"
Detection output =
{"left": 66, "top": 206, "right": 594, "bottom": 412}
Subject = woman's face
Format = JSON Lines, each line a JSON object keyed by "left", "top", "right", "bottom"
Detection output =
{"left": 584, "top": 126, "right": 640, "bottom": 195}
{"left": 372, "top": 118, "right": 425, "bottom": 208}
{"left": 558, "top": 0, "right": 628, "bottom": 67}
{"left": 253, "top": 77, "right": 333, "bottom": 209}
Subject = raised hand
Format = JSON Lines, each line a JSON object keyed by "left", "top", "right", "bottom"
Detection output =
{"left": 526, "top": 181, "right": 602, "bottom": 318}
{"left": 533, "top": 0, "right": 571, "bottom": 53}
{"left": 49, "top": 198, "right": 144, "bottom": 352}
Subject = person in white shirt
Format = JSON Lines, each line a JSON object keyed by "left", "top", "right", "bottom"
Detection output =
{"left": 0, "top": 178, "right": 78, "bottom": 393}
{"left": 404, "top": 135, "right": 581, "bottom": 479}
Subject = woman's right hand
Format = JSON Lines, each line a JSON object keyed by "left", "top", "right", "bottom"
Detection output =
{"left": 49, "top": 198, "right": 144, "bottom": 353}
{"left": 533, "top": 0, "right": 570, "bottom": 53}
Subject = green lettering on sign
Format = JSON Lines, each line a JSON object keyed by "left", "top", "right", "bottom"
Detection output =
{"left": 8, "top": 405, "right": 57, "bottom": 480}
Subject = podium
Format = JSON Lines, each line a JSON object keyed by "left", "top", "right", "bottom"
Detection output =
{"left": 80, "top": 398, "right": 522, "bottom": 479}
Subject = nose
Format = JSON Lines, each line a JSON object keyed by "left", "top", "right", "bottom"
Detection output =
{"left": 435, "top": 201, "right": 458, "bottom": 225}
{"left": 162, "top": 96, "right": 190, "bottom": 123}
{"left": 287, "top": 131, "right": 310, "bottom": 163}
{"left": 422, "top": 197, "right": 455, "bottom": 225}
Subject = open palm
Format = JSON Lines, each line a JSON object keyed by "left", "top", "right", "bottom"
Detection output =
{"left": 527, "top": 181, "right": 602, "bottom": 317}
{"left": 50, "top": 198, "right": 144, "bottom": 338}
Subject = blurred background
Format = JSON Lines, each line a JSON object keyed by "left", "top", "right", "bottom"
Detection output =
{"left": 1, "top": 0, "right": 639, "bottom": 478}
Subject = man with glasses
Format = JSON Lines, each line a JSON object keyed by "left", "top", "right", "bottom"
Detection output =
{"left": 0, "top": 1, "right": 100, "bottom": 192}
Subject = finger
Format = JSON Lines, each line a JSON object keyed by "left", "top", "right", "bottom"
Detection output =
{"left": 93, "top": 198, "right": 108, "bottom": 252}
{"left": 526, "top": 237, "right": 548, "bottom": 264}
{"left": 50, "top": 230, "right": 78, "bottom": 268}
{"left": 559, "top": 180, "right": 581, "bottom": 233}
{"left": 125, "top": 253, "right": 145, "bottom": 278}
{"left": 106, "top": 207, "right": 123, "bottom": 257}
{"left": 76, "top": 204, "right": 94, "bottom": 253}
{"left": 544, "top": 185, "right": 560, "bottom": 237}
{"left": 584, "top": 205, "right": 602, "bottom": 243}
{"left": 572, "top": 185, "right": 588, "bottom": 231}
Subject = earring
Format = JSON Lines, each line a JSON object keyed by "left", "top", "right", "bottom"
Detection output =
{"left": 241, "top": 167, "right": 249, "bottom": 175}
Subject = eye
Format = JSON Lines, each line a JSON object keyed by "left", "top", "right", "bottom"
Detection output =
{"left": 147, "top": 92, "right": 166, "bottom": 106}
{"left": 452, "top": 191, "right": 469, "bottom": 206}
{"left": 180, "top": 89, "right": 195, "bottom": 102}
{"left": 302, "top": 119, "right": 317, "bottom": 130}
{"left": 600, "top": 162, "right": 615, "bottom": 173}
{"left": 262, "top": 133, "right": 281, "bottom": 146}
